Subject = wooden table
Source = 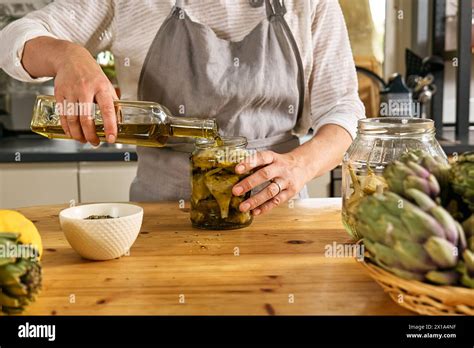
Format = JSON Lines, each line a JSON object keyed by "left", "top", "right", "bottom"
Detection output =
{"left": 18, "top": 198, "right": 411, "bottom": 315}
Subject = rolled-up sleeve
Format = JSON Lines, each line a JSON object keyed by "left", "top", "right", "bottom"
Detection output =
{"left": 309, "top": 0, "right": 365, "bottom": 140}
{"left": 0, "top": 0, "right": 114, "bottom": 83}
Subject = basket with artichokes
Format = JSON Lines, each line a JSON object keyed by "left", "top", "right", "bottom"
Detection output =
{"left": 354, "top": 150, "right": 474, "bottom": 289}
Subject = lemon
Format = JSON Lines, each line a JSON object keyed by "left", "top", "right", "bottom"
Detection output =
{"left": 0, "top": 210, "right": 43, "bottom": 259}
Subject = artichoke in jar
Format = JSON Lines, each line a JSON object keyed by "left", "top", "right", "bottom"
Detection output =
{"left": 190, "top": 142, "right": 253, "bottom": 230}
{"left": 204, "top": 171, "right": 240, "bottom": 219}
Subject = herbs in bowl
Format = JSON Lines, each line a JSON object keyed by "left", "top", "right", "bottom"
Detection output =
{"left": 84, "top": 215, "right": 116, "bottom": 220}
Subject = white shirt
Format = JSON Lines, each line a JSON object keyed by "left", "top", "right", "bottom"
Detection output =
{"left": 0, "top": 0, "right": 365, "bottom": 138}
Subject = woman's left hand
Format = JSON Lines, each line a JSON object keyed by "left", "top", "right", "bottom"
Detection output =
{"left": 232, "top": 150, "right": 313, "bottom": 216}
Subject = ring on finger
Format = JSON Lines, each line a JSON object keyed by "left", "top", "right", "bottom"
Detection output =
{"left": 270, "top": 178, "right": 283, "bottom": 195}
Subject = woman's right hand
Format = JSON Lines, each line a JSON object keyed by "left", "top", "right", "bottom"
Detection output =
{"left": 53, "top": 42, "right": 118, "bottom": 146}
{"left": 23, "top": 37, "right": 117, "bottom": 146}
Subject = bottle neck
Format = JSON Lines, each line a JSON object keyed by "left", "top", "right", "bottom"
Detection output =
{"left": 168, "top": 116, "right": 219, "bottom": 139}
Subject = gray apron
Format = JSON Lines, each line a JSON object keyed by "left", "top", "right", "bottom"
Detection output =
{"left": 131, "top": 0, "right": 307, "bottom": 201}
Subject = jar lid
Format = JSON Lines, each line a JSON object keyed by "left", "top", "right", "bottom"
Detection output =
{"left": 195, "top": 136, "right": 248, "bottom": 148}
{"left": 358, "top": 117, "right": 435, "bottom": 136}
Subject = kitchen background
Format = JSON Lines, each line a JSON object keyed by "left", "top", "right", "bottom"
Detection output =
{"left": 0, "top": 0, "right": 473, "bottom": 208}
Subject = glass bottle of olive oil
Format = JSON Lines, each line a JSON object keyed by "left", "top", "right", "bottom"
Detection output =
{"left": 31, "top": 95, "right": 219, "bottom": 147}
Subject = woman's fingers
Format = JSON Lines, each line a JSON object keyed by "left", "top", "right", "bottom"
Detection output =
{"left": 233, "top": 163, "right": 280, "bottom": 196}
{"left": 78, "top": 93, "right": 100, "bottom": 146}
{"left": 239, "top": 179, "right": 286, "bottom": 212}
{"left": 252, "top": 189, "right": 291, "bottom": 216}
{"left": 95, "top": 87, "right": 117, "bottom": 143}
{"left": 55, "top": 94, "right": 71, "bottom": 137}
{"left": 232, "top": 151, "right": 277, "bottom": 196}
{"left": 64, "top": 96, "right": 86, "bottom": 143}
{"left": 235, "top": 151, "right": 274, "bottom": 174}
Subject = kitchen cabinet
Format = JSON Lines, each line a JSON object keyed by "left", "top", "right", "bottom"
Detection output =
{"left": 0, "top": 160, "right": 330, "bottom": 208}
{"left": 306, "top": 172, "right": 331, "bottom": 198}
{"left": 0, "top": 163, "right": 78, "bottom": 209}
{"left": 78, "top": 162, "right": 137, "bottom": 203}
{"left": 0, "top": 162, "right": 138, "bottom": 208}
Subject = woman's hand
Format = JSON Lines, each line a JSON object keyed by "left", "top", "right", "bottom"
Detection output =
{"left": 23, "top": 37, "right": 117, "bottom": 146}
{"left": 232, "top": 150, "right": 313, "bottom": 216}
{"left": 231, "top": 124, "right": 353, "bottom": 216}
{"left": 54, "top": 43, "right": 118, "bottom": 146}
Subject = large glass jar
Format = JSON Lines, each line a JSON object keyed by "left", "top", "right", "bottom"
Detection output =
{"left": 342, "top": 118, "right": 447, "bottom": 240}
{"left": 190, "top": 136, "right": 253, "bottom": 230}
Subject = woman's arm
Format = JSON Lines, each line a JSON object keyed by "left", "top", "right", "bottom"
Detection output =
{"left": 22, "top": 36, "right": 117, "bottom": 145}
{"left": 0, "top": 0, "right": 117, "bottom": 145}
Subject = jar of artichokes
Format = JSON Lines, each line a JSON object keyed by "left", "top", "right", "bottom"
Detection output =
{"left": 342, "top": 118, "right": 447, "bottom": 240}
{"left": 190, "top": 136, "right": 253, "bottom": 230}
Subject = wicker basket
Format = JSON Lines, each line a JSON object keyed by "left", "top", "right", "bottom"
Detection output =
{"left": 360, "top": 258, "right": 474, "bottom": 315}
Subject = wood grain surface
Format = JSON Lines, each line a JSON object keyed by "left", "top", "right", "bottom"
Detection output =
{"left": 17, "top": 198, "right": 412, "bottom": 315}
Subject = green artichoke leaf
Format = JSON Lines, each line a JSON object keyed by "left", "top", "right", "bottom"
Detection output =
{"left": 460, "top": 273, "right": 474, "bottom": 288}
{"left": 393, "top": 240, "right": 437, "bottom": 272}
{"left": 463, "top": 215, "right": 474, "bottom": 238}
{"left": 463, "top": 249, "right": 474, "bottom": 275}
{"left": 423, "top": 236, "right": 458, "bottom": 269}
{"left": 425, "top": 270, "right": 459, "bottom": 285}
{"left": 364, "top": 239, "right": 401, "bottom": 268}
{"left": 374, "top": 257, "right": 425, "bottom": 281}
{"left": 0, "top": 290, "right": 21, "bottom": 308}
{"left": 400, "top": 203, "right": 446, "bottom": 242}
{"left": 191, "top": 173, "right": 211, "bottom": 204}
{"left": 468, "top": 236, "right": 474, "bottom": 252}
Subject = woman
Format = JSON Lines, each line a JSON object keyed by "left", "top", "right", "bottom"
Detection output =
{"left": 0, "top": 0, "right": 364, "bottom": 216}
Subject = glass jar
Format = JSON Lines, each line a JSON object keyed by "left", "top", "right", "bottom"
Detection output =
{"left": 342, "top": 117, "right": 447, "bottom": 240}
{"left": 190, "top": 136, "right": 253, "bottom": 230}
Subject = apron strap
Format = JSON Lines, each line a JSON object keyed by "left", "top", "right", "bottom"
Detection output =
{"left": 265, "top": 0, "right": 304, "bottom": 122}
{"left": 265, "top": 0, "right": 287, "bottom": 17}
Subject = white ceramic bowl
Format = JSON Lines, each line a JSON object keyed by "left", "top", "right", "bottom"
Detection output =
{"left": 59, "top": 203, "right": 143, "bottom": 261}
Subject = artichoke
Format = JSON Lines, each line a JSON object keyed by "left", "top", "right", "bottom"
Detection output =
{"left": 451, "top": 152, "right": 474, "bottom": 212}
{"left": 384, "top": 159, "right": 440, "bottom": 198}
{"left": 457, "top": 249, "right": 474, "bottom": 288}
{"left": 394, "top": 150, "right": 474, "bottom": 222}
{"left": 357, "top": 190, "right": 464, "bottom": 285}
{"left": 0, "top": 233, "right": 42, "bottom": 314}
{"left": 397, "top": 150, "right": 451, "bottom": 189}
{"left": 463, "top": 215, "right": 474, "bottom": 252}
{"left": 204, "top": 170, "right": 240, "bottom": 219}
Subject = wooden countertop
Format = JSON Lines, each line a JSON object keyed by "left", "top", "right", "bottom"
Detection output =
{"left": 18, "top": 198, "right": 411, "bottom": 315}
